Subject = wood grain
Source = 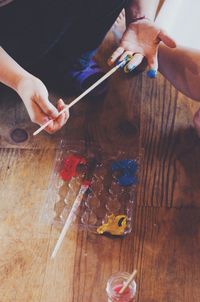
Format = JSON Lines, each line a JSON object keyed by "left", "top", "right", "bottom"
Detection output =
{"left": 138, "top": 75, "right": 200, "bottom": 208}
{"left": 1, "top": 2, "right": 200, "bottom": 301}
{"left": 2, "top": 206, "right": 199, "bottom": 302}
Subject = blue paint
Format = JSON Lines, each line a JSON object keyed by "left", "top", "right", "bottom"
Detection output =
{"left": 111, "top": 159, "right": 138, "bottom": 187}
{"left": 147, "top": 69, "right": 157, "bottom": 78}
{"left": 116, "top": 55, "right": 132, "bottom": 68}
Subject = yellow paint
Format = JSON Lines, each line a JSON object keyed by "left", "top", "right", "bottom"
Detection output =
{"left": 97, "top": 214, "right": 127, "bottom": 236}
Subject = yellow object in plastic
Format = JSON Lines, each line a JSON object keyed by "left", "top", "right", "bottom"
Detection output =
{"left": 97, "top": 214, "right": 127, "bottom": 236}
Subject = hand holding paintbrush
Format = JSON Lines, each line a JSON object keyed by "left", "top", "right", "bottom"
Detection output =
{"left": 33, "top": 57, "right": 131, "bottom": 136}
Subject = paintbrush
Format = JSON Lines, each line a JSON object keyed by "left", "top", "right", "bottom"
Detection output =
{"left": 119, "top": 270, "right": 137, "bottom": 294}
{"left": 51, "top": 157, "right": 97, "bottom": 258}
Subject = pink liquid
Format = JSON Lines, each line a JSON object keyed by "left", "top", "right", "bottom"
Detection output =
{"left": 112, "top": 284, "right": 135, "bottom": 302}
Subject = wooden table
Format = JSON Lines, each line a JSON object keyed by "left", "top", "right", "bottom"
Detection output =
{"left": 1, "top": 16, "right": 200, "bottom": 302}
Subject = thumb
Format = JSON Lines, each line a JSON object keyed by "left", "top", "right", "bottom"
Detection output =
{"left": 37, "top": 96, "right": 59, "bottom": 119}
{"left": 57, "top": 98, "right": 66, "bottom": 111}
{"left": 57, "top": 98, "right": 70, "bottom": 120}
{"left": 158, "top": 30, "right": 176, "bottom": 48}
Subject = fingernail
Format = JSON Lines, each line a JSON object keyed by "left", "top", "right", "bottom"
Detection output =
{"left": 107, "top": 58, "right": 113, "bottom": 65}
{"left": 147, "top": 69, "right": 157, "bottom": 78}
{"left": 124, "top": 65, "right": 136, "bottom": 73}
{"left": 43, "top": 117, "right": 49, "bottom": 123}
{"left": 58, "top": 99, "right": 64, "bottom": 110}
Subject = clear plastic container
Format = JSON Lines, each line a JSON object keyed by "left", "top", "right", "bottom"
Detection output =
{"left": 40, "top": 140, "right": 139, "bottom": 236}
{"left": 106, "top": 272, "right": 137, "bottom": 302}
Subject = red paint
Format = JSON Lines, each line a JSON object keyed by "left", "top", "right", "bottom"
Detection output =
{"left": 83, "top": 180, "right": 91, "bottom": 186}
{"left": 112, "top": 284, "right": 134, "bottom": 302}
{"left": 60, "top": 154, "right": 86, "bottom": 181}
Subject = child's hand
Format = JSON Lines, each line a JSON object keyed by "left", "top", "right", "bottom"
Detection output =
{"left": 108, "top": 19, "right": 176, "bottom": 77}
{"left": 16, "top": 75, "right": 69, "bottom": 133}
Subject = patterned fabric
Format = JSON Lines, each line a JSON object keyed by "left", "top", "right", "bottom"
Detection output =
{"left": 0, "top": 0, "right": 14, "bottom": 7}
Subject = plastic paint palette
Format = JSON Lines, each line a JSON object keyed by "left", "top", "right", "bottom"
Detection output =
{"left": 42, "top": 142, "right": 139, "bottom": 236}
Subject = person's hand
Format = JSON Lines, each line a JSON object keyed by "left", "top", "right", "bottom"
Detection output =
{"left": 16, "top": 75, "right": 69, "bottom": 133}
{"left": 108, "top": 19, "right": 176, "bottom": 77}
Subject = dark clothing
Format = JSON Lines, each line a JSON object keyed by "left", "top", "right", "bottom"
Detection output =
{"left": 0, "top": 0, "right": 130, "bottom": 69}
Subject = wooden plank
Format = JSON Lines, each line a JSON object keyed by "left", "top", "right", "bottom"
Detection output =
{"left": 0, "top": 148, "right": 55, "bottom": 239}
{"left": 2, "top": 191, "right": 199, "bottom": 302}
{"left": 41, "top": 207, "right": 200, "bottom": 302}
{"left": 138, "top": 74, "right": 200, "bottom": 208}
{"left": 0, "top": 237, "right": 50, "bottom": 302}
{"left": 1, "top": 3, "right": 200, "bottom": 301}
{"left": 0, "top": 86, "right": 82, "bottom": 149}
{"left": 0, "top": 148, "right": 53, "bottom": 301}
{"left": 134, "top": 206, "right": 200, "bottom": 302}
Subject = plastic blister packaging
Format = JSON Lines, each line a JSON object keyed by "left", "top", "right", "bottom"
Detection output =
{"left": 40, "top": 141, "right": 139, "bottom": 236}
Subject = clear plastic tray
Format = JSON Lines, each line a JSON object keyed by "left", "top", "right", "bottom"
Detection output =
{"left": 41, "top": 141, "right": 139, "bottom": 236}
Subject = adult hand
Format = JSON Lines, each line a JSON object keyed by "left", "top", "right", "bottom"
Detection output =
{"left": 108, "top": 19, "right": 176, "bottom": 77}
{"left": 16, "top": 75, "right": 69, "bottom": 133}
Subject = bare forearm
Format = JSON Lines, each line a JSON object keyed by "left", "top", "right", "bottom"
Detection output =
{"left": 0, "top": 47, "right": 31, "bottom": 91}
{"left": 126, "top": 0, "right": 160, "bottom": 24}
{"left": 158, "top": 44, "right": 200, "bottom": 102}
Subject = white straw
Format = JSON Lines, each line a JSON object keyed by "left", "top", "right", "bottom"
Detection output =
{"left": 51, "top": 183, "right": 89, "bottom": 259}
{"left": 33, "top": 61, "right": 125, "bottom": 136}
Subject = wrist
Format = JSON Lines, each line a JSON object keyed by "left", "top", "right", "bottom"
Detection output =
{"left": 126, "top": 13, "right": 152, "bottom": 25}
{"left": 0, "top": 47, "right": 33, "bottom": 92}
{"left": 12, "top": 71, "right": 32, "bottom": 93}
{"left": 130, "top": 15, "right": 145, "bottom": 21}
{"left": 14, "top": 72, "right": 34, "bottom": 94}
{"left": 126, "top": 16, "right": 152, "bottom": 29}
{"left": 125, "top": 0, "right": 158, "bottom": 25}
{"left": 128, "top": 16, "right": 151, "bottom": 23}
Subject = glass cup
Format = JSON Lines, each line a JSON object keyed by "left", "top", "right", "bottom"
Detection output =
{"left": 106, "top": 272, "right": 136, "bottom": 302}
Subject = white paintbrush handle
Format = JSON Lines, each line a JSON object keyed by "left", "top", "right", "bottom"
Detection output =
{"left": 33, "top": 60, "right": 125, "bottom": 136}
{"left": 119, "top": 270, "right": 137, "bottom": 294}
{"left": 51, "top": 184, "right": 89, "bottom": 259}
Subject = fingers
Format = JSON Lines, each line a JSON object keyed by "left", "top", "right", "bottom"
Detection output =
{"left": 124, "top": 53, "right": 144, "bottom": 73}
{"left": 37, "top": 95, "right": 59, "bottom": 119}
{"left": 146, "top": 49, "right": 158, "bottom": 78}
{"left": 159, "top": 30, "right": 176, "bottom": 48}
{"left": 45, "top": 99, "right": 69, "bottom": 134}
{"left": 28, "top": 98, "right": 69, "bottom": 134}
{"left": 118, "top": 50, "right": 133, "bottom": 63}
{"left": 107, "top": 47, "right": 124, "bottom": 66}
{"left": 26, "top": 100, "right": 50, "bottom": 126}
{"left": 109, "top": 48, "right": 158, "bottom": 79}
{"left": 57, "top": 99, "right": 70, "bottom": 125}
{"left": 118, "top": 50, "right": 133, "bottom": 62}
